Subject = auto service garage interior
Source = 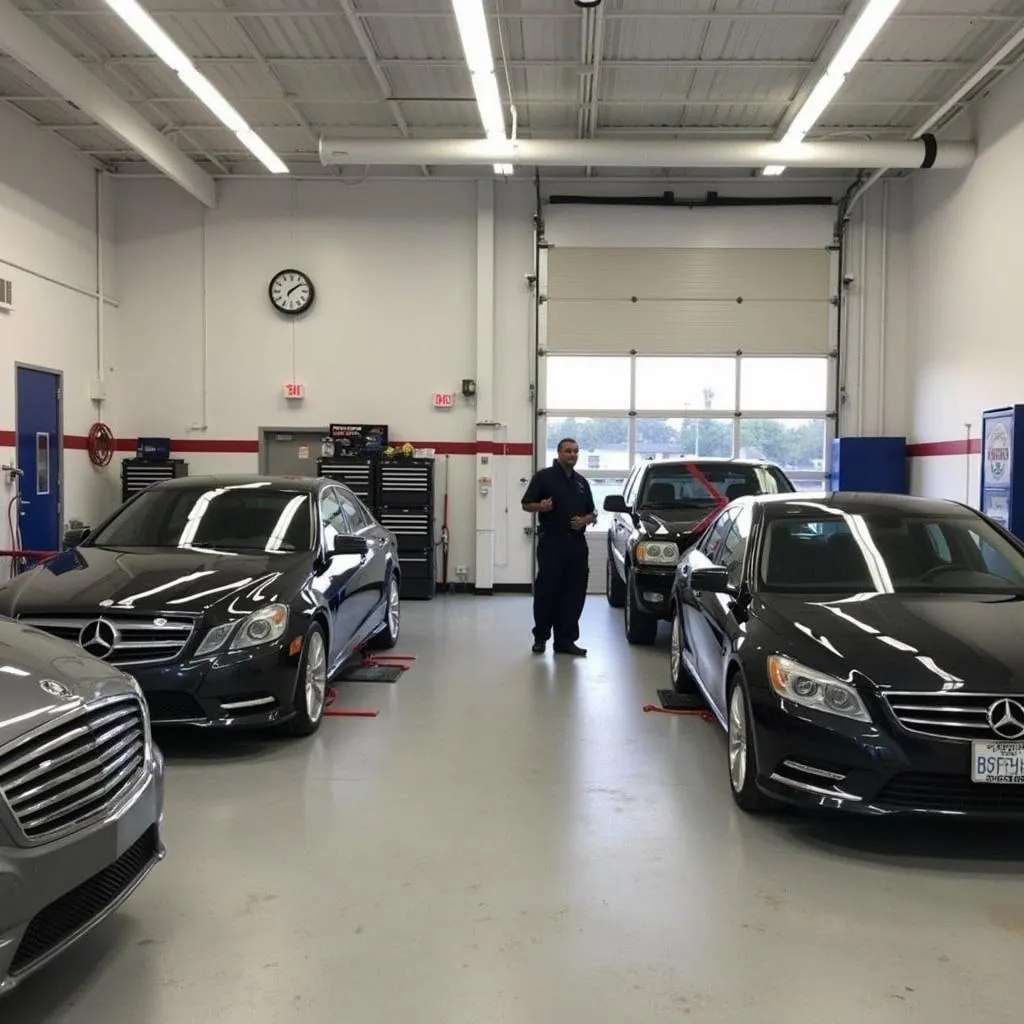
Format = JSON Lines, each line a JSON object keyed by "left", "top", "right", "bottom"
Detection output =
{"left": 1, "top": 0, "right": 1024, "bottom": 1019}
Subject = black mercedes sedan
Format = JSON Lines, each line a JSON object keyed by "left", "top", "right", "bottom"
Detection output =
{"left": 603, "top": 458, "right": 795, "bottom": 644}
{"left": 670, "top": 491, "right": 1024, "bottom": 819}
{"left": 0, "top": 475, "right": 401, "bottom": 736}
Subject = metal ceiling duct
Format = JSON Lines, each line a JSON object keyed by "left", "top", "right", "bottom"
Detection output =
{"left": 319, "top": 136, "right": 974, "bottom": 172}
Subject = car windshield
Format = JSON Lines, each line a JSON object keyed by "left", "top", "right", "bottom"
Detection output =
{"left": 638, "top": 463, "right": 793, "bottom": 508}
{"left": 87, "top": 483, "right": 314, "bottom": 553}
{"left": 759, "top": 508, "right": 1024, "bottom": 595}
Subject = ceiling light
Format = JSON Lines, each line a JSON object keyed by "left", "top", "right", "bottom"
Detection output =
{"left": 451, "top": 0, "right": 509, "bottom": 176}
{"left": 103, "top": 0, "right": 288, "bottom": 174}
{"left": 574, "top": 0, "right": 604, "bottom": 7}
{"left": 764, "top": 0, "right": 901, "bottom": 176}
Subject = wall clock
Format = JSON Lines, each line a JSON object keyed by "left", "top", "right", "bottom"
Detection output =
{"left": 269, "top": 268, "right": 315, "bottom": 316}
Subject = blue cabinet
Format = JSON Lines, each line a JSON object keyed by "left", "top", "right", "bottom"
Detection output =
{"left": 828, "top": 436, "right": 907, "bottom": 493}
{"left": 980, "top": 405, "right": 1024, "bottom": 536}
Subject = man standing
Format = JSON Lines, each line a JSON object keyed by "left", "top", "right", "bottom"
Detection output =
{"left": 521, "top": 438, "right": 596, "bottom": 656}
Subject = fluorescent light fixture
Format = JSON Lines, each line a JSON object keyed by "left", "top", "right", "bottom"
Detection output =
{"left": 451, "top": 0, "right": 510, "bottom": 176}
{"left": 103, "top": 0, "right": 288, "bottom": 174}
{"left": 764, "top": 0, "right": 901, "bottom": 176}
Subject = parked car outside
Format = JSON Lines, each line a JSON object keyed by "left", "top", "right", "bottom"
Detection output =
{"left": 0, "top": 475, "right": 402, "bottom": 736}
{"left": 603, "top": 458, "right": 795, "bottom": 643}
{"left": 671, "top": 490, "right": 1024, "bottom": 819}
{"left": 0, "top": 619, "right": 164, "bottom": 994}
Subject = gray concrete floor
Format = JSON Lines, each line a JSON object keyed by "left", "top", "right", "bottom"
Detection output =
{"left": 6, "top": 595, "right": 1023, "bottom": 1023}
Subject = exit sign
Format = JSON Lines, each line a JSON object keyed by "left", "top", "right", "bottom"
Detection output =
{"left": 432, "top": 392, "right": 455, "bottom": 408}
{"left": 283, "top": 382, "right": 305, "bottom": 400}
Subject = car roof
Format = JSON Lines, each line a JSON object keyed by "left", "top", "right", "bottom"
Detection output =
{"left": 148, "top": 473, "right": 326, "bottom": 493}
{"left": 737, "top": 491, "right": 971, "bottom": 517}
{"left": 637, "top": 457, "right": 783, "bottom": 469}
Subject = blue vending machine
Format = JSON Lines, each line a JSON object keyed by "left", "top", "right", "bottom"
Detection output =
{"left": 828, "top": 436, "right": 908, "bottom": 493}
{"left": 980, "top": 405, "right": 1024, "bottom": 536}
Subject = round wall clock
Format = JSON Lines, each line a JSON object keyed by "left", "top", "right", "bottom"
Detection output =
{"left": 269, "top": 268, "right": 315, "bottom": 316}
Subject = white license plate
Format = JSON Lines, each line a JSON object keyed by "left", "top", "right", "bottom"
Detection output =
{"left": 971, "top": 741, "right": 1024, "bottom": 784}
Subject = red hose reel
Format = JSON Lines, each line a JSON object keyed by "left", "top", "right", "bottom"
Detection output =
{"left": 87, "top": 422, "right": 114, "bottom": 467}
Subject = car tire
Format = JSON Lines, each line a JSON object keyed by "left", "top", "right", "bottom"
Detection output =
{"left": 726, "top": 676, "right": 775, "bottom": 813}
{"left": 669, "top": 605, "right": 699, "bottom": 693}
{"left": 606, "top": 550, "right": 626, "bottom": 608}
{"left": 366, "top": 574, "right": 401, "bottom": 650}
{"left": 285, "top": 621, "right": 328, "bottom": 737}
{"left": 624, "top": 570, "right": 658, "bottom": 645}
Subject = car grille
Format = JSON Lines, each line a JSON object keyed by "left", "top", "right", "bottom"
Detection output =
{"left": 19, "top": 613, "right": 194, "bottom": 667}
{"left": 876, "top": 773, "right": 1024, "bottom": 814}
{"left": 884, "top": 691, "right": 1024, "bottom": 742}
{"left": 9, "top": 824, "right": 159, "bottom": 976}
{"left": 0, "top": 696, "right": 147, "bottom": 842}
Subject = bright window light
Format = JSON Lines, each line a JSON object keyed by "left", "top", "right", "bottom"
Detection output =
{"left": 103, "top": 0, "right": 288, "bottom": 174}
{"left": 452, "top": 0, "right": 511, "bottom": 177}
{"left": 764, "top": 0, "right": 901, "bottom": 176}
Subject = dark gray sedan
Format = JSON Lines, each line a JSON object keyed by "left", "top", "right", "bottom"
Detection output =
{"left": 0, "top": 618, "right": 165, "bottom": 995}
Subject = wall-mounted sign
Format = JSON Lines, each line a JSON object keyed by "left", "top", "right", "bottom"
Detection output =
{"left": 283, "top": 382, "right": 305, "bottom": 400}
{"left": 433, "top": 392, "right": 455, "bottom": 409}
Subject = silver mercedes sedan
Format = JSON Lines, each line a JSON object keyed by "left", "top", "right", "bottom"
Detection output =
{"left": 0, "top": 617, "right": 165, "bottom": 995}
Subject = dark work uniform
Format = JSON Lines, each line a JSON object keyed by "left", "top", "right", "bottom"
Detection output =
{"left": 522, "top": 460, "right": 596, "bottom": 649}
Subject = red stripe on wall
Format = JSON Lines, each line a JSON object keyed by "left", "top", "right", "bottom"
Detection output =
{"left": 0, "top": 431, "right": 978, "bottom": 460}
{"left": 905, "top": 439, "right": 981, "bottom": 458}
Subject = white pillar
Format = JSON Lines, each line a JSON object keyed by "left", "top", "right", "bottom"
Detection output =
{"left": 474, "top": 178, "right": 497, "bottom": 592}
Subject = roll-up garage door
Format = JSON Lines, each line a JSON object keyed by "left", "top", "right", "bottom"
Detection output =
{"left": 546, "top": 246, "right": 831, "bottom": 356}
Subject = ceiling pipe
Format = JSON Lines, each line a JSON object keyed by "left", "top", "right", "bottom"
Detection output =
{"left": 319, "top": 135, "right": 974, "bottom": 171}
{"left": 0, "top": 0, "right": 216, "bottom": 208}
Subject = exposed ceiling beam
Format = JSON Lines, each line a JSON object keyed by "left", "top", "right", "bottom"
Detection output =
{"left": 0, "top": 56, "right": 988, "bottom": 71}
{"left": 18, "top": 8, "right": 1023, "bottom": 21}
{"left": 0, "top": 0, "right": 216, "bottom": 206}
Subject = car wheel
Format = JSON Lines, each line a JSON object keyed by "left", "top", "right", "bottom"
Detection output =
{"left": 606, "top": 551, "right": 625, "bottom": 608}
{"left": 726, "top": 677, "right": 775, "bottom": 813}
{"left": 366, "top": 575, "right": 401, "bottom": 650}
{"left": 624, "top": 570, "right": 658, "bottom": 645}
{"left": 669, "top": 605, "right": 698, "bottom": 693}
{"left": 285, "top": 622, "right": 328, "bottom": 737}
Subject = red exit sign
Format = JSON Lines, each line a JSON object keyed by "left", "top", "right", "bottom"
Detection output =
{"left": 432, "top": 392, "right": 455, "bottom": 408}
{"left": 283, "top": 382, "right": 305, "bottom": 400}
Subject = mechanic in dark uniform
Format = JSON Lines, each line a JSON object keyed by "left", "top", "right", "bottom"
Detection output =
{"left": 521, "top": 438, "right": 596, "bottom": 656}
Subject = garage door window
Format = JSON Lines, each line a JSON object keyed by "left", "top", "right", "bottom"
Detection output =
{"left": 542, "top": 352, "right": 832, "bottom": 526}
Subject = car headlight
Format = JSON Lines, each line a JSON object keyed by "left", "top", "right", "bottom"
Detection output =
{"left": 767, "top": 655, "right": 871, "bottom": 723}
{"left": 194, "top": 604, "right": 290, "bottom": 657}
{"left": 635, "top": 541, "right": 679, "bottom": 565}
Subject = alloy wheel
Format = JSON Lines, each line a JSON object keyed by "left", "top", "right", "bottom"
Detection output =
{"left": 728, "top": 685, "right": 748, "bottom": 793}
{"left": 387, "top": 577, "right": 400, "bottom": 638}
{"left": 305, "top": 630, "right": 327, "bottom": 722}
{"left": 670, "top": 611, "right": 682, "bottom": 680}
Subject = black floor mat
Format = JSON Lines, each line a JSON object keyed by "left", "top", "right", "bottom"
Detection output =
{"left": 657, "top": 689, "right": 707, "bottom": 711}
{"left": 340, "top": 665, "right": 405, "bottom": 683}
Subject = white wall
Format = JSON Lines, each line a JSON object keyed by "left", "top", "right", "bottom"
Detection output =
{"left": 907, "top": 61, "right": 1024, "bottom": 506}
{"left": 0, "top": 104, "right": 119, "bottom": 569}
{"left": 113, "top": 175, "right": 538, "bottom": 586}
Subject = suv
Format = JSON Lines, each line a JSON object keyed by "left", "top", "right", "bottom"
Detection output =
{"left": 603, "top": 458, "right": 795, "bottom": 644}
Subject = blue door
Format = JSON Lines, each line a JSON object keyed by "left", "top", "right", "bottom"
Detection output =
{"left": 16, "top": 367, "right": 61, "bottom": 558}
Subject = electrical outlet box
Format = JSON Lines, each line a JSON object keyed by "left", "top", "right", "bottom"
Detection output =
{"left": 455, "top": 565, "right": 468, "bottom": 576}
{"left": 89, "top": 378, "right": 107, "bottom": 402}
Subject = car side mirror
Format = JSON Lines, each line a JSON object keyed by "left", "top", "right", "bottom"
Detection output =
{"left": 689, "top": 566, "right": 734, "bottom": 594}
{"left": 332, "top": 535, "right": 369, "bottom": 557}
{"left": 603, "top": 494, "right": 629, "bottom": 513}
{"left": 62, "top": 527, "right": 90, "bottom": 548}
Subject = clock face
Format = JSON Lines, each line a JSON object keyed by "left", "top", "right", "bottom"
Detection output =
{"left": 269, "top": 269, "right": 314, "bottom": 315}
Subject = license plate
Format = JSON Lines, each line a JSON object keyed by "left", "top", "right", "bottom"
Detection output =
{"left": 971, "top": 741, "right": 1024, "bottom": 784}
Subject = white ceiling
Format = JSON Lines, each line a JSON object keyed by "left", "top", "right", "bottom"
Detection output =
{"left": 2, "top": 0, "right": 1024, "bottom": 183}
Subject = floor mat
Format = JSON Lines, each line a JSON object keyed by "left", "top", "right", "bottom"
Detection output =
{"left": 340, "top": 664, "right": 405, "bottom": 683}
{"left": 657, "top": 689, "right": 708, "bottom": 711}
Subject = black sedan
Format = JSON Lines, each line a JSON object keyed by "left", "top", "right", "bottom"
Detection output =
{"left": 0, "top": 475, "right": 401, "bottom": 736}
{"left": 603, "top": 458, "right": 795, "bottom": 644}
{"left": 670, "top": 491, "right": 1024, "bottom": 819}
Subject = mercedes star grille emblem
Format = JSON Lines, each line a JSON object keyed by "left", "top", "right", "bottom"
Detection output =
{"left": 987, "top": 698, "right": 1024, "bottom": 740}
{"left": 78, "top": 617, "right": 119, "bottom": 660}
{"left": 39, "top": 678, "right": 74, "bottom": 700}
